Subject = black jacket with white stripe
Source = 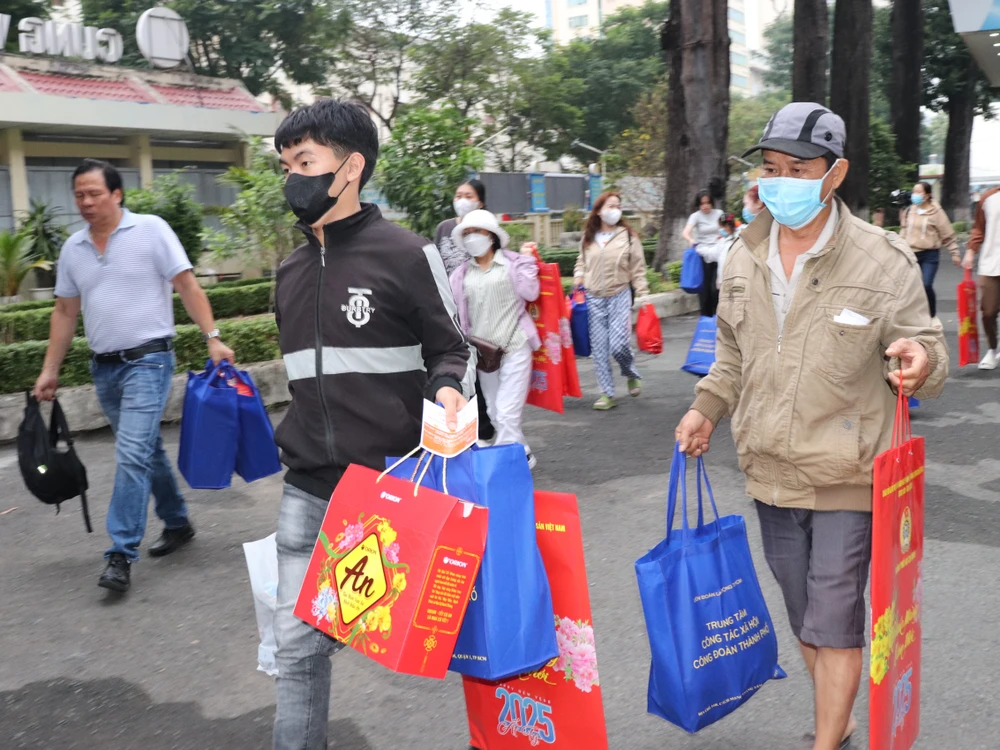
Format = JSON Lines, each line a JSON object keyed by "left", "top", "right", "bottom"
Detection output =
{"left": 274, "top": 203, "right": 473, "bottom": 501}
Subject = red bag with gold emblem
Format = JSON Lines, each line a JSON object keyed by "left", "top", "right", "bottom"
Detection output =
{"left": 293, "top": 463, "right": 488, "bottom": 679}
{"left": 957, "top": 269, "right": 980, "bottom": 367}
{"left": 869, "top": 381, "right": 924, "bottom": 750}
{"left": 463, "top": 491, "right": 609, "bottom": 749}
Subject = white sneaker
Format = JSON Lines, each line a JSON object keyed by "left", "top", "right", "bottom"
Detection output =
{"left": 476, "top": 436, "right": 497, "bottom": 448}
{"left": 931, "top": 316, "right": 943, "bottom": 330}
{"left": 979, "top": 350, "right": 998, "bottom": 370}
{"left": 526, "top": 452, "right": 537, "bottom": 470}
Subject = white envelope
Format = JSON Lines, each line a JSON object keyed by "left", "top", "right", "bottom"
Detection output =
{"left": 833, "top": 308, "right": 871, "bottom": 326}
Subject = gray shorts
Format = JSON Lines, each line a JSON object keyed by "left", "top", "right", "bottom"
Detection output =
{"left": 754, "top": 501, "right": 873, "bottom": 649}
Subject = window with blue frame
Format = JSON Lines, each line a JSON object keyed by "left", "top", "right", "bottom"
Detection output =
{"left": 731, "top": 30, "right": 746, "bottom": 45}
{"left": 732, "top": 74, "right": 748, "bottom": 89}
{"left": 728, "top": 8, "right": 744, "bottom": 23}
{"left": 569, "top": 14, "right": 589, "bottom": 27}
{"left": 731, "top": 52, "right": 748, "bottom": 67}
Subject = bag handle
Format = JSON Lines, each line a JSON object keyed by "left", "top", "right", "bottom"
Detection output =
{"left": 49, "top": 398, "right": 75, "bottom": 448}
{"left": 379, "top": 447, "right": 450, "bottom": 497}
{"left": 666, "top": 444, "right": 722, "bottom": 544}
{"left": 892, "top": 368, "right": 913, "bottom": 450}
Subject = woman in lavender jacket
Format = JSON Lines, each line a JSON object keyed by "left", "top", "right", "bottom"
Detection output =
{"left": 449, "top": 209, "right": 541, "bottom": 469}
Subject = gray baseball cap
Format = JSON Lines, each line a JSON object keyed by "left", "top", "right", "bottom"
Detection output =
{"left": 742, "top": 102, "right": 846, "bottom": 160}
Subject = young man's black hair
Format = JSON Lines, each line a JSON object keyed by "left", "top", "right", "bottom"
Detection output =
{"left": 72, "top": 159, "right": 125, "bottom": 205}
{"left": 274, "top": 98, "right": 380, "bottom": 189}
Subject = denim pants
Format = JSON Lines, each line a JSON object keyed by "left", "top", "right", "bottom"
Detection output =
{"left": 914, "top": 249, "right": 940, "bottom": 318}
{"left": 90, "top": 350, "right": 187, "bottom": 562}
{"left": 273, "top": 483, "right": 344, "bottom": 750}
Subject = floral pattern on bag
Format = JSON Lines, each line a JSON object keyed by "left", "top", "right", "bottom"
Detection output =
{"left": 552, "top": 615, "right": 600, "bottom": 693}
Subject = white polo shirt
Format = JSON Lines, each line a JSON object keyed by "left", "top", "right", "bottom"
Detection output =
{"left": 766, "top": 203, "right": 839, "bottom": 334}
{"left": 54, "top": 209, "right": 193, "bottom": 354}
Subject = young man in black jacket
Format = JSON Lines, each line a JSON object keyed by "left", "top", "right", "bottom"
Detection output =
{"left": 270, "top": 99, "right": 474, "bottom": 749}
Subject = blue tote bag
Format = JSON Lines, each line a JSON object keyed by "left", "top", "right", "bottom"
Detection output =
{"left": 232, "top": 368, "right": 282, "bottom": 484}
{"left": 387, "top": 445, "right": 559, "bottom": 680}
{"left": 178, "top": 360, "right": 239, "bottom": 490}
{"left": 680, "top": 247, "right": 704, "bottom": 294}
{"left": 571, "top": 293, "right": 591, "bottom": 357}
{"left": 635, "top": 445, "right": 785, "bottom": 733}
{"left": 681, "top": 316, "right": 717, "bottom": 376}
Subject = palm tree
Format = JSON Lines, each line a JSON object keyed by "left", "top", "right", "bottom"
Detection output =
{"left": 17, "top": 199, "right": 67, "bottom": 289}
{"left": 0, "top": 231, "right": 50, "bottom": 301}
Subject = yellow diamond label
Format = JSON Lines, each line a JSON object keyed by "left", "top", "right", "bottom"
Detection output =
{"left": 335, "top": 532, "right": 387, "bottom": 624}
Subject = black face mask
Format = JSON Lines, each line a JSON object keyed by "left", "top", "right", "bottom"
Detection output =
{"left": 283, "top": 156, "right": 352, "bottom": 225}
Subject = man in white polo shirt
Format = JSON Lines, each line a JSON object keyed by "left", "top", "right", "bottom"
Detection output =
{"left": 33, "top": 159, "right": 235, "bottom": 594}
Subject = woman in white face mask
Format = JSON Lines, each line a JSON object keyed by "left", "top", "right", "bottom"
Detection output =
{"left": 573, "top": 192, "right": 650, "bottom": 411}
{"left": 435, "top": 179, "right": 486, "bottom": 277}
{"left": 449, "top": 210, "right": 542, "bottom": 469}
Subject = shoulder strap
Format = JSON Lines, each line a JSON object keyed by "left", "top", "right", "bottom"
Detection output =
{"left": 79, "top": 489, "right": 93, "bottom": 533}
{"left": 49, "top": 399, "right": 74, "bottom": 447}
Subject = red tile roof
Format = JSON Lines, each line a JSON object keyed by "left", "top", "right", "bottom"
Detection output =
{"left": 0, "top": 70, "right": 24, "bottom": 93}
{"left": 18, "top": 72, "right": 151, "bottom": 102}
{"left": 151, "top": 85, "right": 264, "bottom": 112}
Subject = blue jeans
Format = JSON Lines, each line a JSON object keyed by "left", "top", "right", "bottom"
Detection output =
{"left": 90, "top": 350, "right": 187, "bottom": 562}
{"left": 273, "top": 484, "right": 343, "bottom": 750}
{"left": 914, "top": 249, "right": 940, "bottom": 318}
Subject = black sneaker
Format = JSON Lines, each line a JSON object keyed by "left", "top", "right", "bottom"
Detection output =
{"left": 148, "top": 522, "right": 196, "bottom": 558}
{"left": 98, "top": 553, "right": 131, "bottom": 593}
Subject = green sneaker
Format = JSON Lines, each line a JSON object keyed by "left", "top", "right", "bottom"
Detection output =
{"left": 593, "top": 395, "right": 616, "bottom": 411}
{"left": 628, "top": 378, "right": 642, "bottom": 398}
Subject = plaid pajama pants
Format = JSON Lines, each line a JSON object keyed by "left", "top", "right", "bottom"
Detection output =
{"left": 587, "top": 287, "right": 640, "bottom": 398}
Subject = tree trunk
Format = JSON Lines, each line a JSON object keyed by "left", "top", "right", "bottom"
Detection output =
{"left": 656, "top": 0, "right": 730, "bottom": 265}
{"left": 830, "top": 0, "right": 873, "bottom": 216}
{"left": 941, "top": 60, "right": 977, "bottom": 222}
{"left": 890, "top": 0, "right": 923, "bottom": 179}
{"left": 792, "top": 0, "right": 828, "bottom": 103}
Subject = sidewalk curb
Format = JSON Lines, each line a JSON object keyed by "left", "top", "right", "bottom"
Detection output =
{"left": 0, "top": 292, "right": 699, "bottom": 441}
{"left": 0, "top": 361, "right": 289, "bottom": 443}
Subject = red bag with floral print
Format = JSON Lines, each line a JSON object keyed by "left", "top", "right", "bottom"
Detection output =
{"left": 464, "top": 491, "right": 609, "bottom": 750}
{"left": 527, "top": 262, "right": 571, "bottom": 414}
{"left": 293, "top": 463, "right": 488, "bottom": 679}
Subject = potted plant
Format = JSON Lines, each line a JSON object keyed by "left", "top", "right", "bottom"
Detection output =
{"left": 0, "top": 230, "right": 50, "bottom": 304}
{"left": 17, "top": 199, "right": 68, "bottom": 300}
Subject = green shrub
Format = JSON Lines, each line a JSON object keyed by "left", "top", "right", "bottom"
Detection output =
{"left": 953, "top": 221, "right": 969, "bottom": 234}
{"left": 0, "top": 316, "right": 279, "bottom": 393}
{"left": 502, "top": 222, "right": 533, "bottom": 249}
{"left": 540, "top": 248, "right": 579, "bottom": 277}
{"left": 666, "top": 261, "right": 682, "bottom": 286}
{"left": 1, "top": 298, "right": 57, "bottom": 312}
{"left": 125, "top": 174, "right": 204, "bottom": 268}
{"left": 562, "top": 205, "right": 584, "bottom": 233}
{"left": 212, "top": 276, "right": 273, "bottom": 289}
{"left": 884, "top": 225, "right": 901, "bottom": 234}
{"left": 0, "top": 283, "right": 274, "bottom": 343}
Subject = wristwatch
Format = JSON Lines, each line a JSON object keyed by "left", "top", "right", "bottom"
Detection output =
{"left": 202, "top": 328, "right": 221, "bottom": 343}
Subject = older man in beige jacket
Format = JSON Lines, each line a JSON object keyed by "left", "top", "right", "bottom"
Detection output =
{"left": 676, "top": 103, "right": 947, "bottom": 750}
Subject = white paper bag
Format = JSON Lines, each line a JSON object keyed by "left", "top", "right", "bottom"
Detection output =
{"left": 243, "top": 533, "right": 279, "bottom": 676}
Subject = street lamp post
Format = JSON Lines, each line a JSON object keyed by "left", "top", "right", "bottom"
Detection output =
{"left": 572, "top": 139, "right": 608, "bottom": 178}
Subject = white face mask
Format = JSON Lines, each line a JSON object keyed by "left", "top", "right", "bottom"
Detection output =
{"left": 600, "top": 208, "right": 622, "bottom": 226}
{"left": 454, "top": 198, "right": 479, "bottom": 218}
{"left": 463, "top": 233, "right": 493, "bottom": 258}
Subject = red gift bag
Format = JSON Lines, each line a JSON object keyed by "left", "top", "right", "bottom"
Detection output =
{"left": 293, "top": 463, "right": 488, "bottom": 679}
{"left": 636, "top": 303, "right": 663, "bottom": 354}
{"left": 958, "top": 269, "right": 980, "bottom": 367}
{"left": 464, "top": 491, "right": 609, "bottom": 750}
{"left": 870, "top": 384, "right": 924, "bottom": 750}
{"left": 527, "top": 262, "right": 571, "bottom": 414}
{"left": 560, "top": 297, "right": 582, "bottom": 399}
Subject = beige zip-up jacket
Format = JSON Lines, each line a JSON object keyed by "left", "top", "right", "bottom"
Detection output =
{"left": 573, "top": 229, "right": 650, "bottom": 299}
{"left": 691, "top": 200, "right": 948, "bottom": 512}
{"left": 900, "top": 202, "right": 959, "bottom": 255}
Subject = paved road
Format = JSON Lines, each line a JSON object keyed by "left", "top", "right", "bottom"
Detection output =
{"left": 2, "top": 262, "right": 997, "bottom": 749}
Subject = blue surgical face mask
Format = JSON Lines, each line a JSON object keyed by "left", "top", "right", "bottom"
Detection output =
{"left": 757, "top": 160, "right": 840, "bottom": 230}
{"left": 742, "top": 207, "right": 757, "bottom": 224}
{"left": 911, "top": 193, "right": 925, "bottom": 206}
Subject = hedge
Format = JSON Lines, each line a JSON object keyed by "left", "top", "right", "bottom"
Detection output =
{"left": 0, "top": 316, "right": 279, "bottom": 393}
{"left": 212, "top": 276, "right": 274, "bottom": 290}
{"left": 0, "top": 283, "right": 274, "bottom": 343}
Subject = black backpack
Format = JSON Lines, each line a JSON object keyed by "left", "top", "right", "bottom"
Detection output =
{"left": 18, "top": 393, "right": 92, "bottom": 533}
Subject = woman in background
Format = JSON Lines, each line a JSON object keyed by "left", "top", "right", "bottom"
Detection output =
{"left": 900, "top": 181, "right": 960, "bottom": 329}
{"left": 573, "top": 192, "right": 650, "bottom": 411}
{"left": 682, "top": 190, "right": 723, "bottom": 317}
